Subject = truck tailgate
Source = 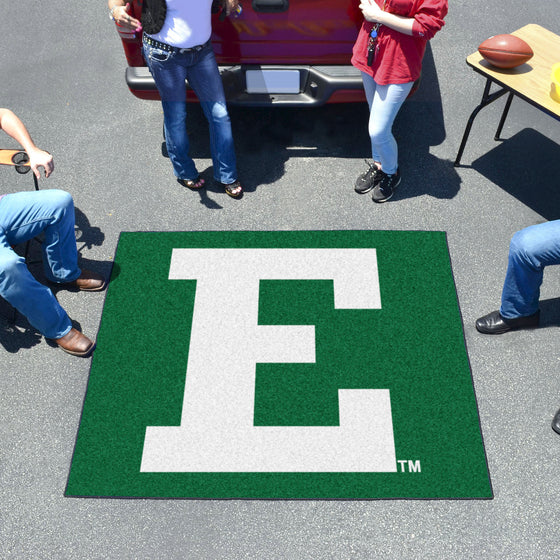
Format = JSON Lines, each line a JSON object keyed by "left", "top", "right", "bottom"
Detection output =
{"left": 212, "top": 0, "right": 362, "bottom": 65}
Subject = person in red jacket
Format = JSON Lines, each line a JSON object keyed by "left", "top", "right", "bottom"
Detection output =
{"left": 352, "top": 0, "right": 447, "bottom": 202}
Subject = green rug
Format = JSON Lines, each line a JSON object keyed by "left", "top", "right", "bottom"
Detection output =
{"left": 66, "top": 231, "right": 492, "bottom": 499}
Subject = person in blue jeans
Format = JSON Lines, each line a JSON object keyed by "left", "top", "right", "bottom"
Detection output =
{"left": 0, "top": 108, "right": 105, "bottom": 357}
{"left": 475, "top": 220, "right": 560, "bottom": 435}
{"left": 475, "top": 220, "right": 560, "bottom": 335}
{"left": 109, "top": 0, "right": 243, "bottom": 198}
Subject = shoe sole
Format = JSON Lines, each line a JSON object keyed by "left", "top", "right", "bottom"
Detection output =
{"left": 76, "top": 280, "right": 107, "bottom": 292}
{"left": 475, "top": 324, "right": 512, "bottom": 335}
{"left": 78, "top": 285, "right": 106, "bottom": 292}
{"left": 475, "top": 320, "right": 539, "bottom": 335}
{"left": 224, "top": 189, "right": 243, "bottom": 199}
{"left": 355, "top": 184, "right": 375, "bottom": 194}
{"left": 178, "top": 178, "right": 205, "bottom": 190}
{"left": 224, "top": 188, "right": 243, "bottom": 199}
{"left": 53, "top": 279, "right": 106, "bottom": 292}
{"left": 217, "top": 181, "right": 243, "bottom": 198}
{"left": 58, "top": 342, "right": 96, "bottom": 357}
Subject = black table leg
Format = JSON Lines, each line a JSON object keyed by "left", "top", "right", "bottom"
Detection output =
{"left": 495, "top": 92, "right": 514, "bottom": 140}
{"left": 454, "top": 79, "right": 510, "bottom": 166}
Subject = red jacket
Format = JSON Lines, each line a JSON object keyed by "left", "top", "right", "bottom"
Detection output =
{"left": 351, "top": 0, "right": 447, "bottom": 85}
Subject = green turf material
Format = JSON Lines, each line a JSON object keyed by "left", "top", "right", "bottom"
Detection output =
{"left": 66, "top": 231, "right": 492, "bottom": 499}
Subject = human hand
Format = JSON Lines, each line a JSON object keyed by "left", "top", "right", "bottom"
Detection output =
{"left": 224, "top": 0, "right": 240, "bottom": 16}
{"left": 112, "top": 3, "right": 142, "bottom": 32}
{"left": 27, "top": 148, "right": 54, "bottom": 179}
{"left": 359, "top": 0, "right": 385, "bottom": 23}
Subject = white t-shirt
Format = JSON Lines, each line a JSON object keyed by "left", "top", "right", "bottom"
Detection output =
{"left": 147, "top": 0, "right": 213, "bottom": 49}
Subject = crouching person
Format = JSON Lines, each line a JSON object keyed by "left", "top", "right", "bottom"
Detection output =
{"left": 0, "top": 108, "right": 105, "bottom": 356}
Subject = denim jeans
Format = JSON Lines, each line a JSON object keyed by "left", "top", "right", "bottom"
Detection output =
{"left": 361, "top": 73, "right": 414, "bottom": 175}
{"left": 500, "top": 220, "right": 560, "bottom": 319}
{"left": 143, "top": 40, "right": 237, "bottom": 184}
{"left": 0, "top": 190, "right": 80, "bottom": 338}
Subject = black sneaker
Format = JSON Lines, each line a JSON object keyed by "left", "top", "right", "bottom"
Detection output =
{"left": 354, "top": 162, "right": 382, "bottom": 194}
{"left": 372, "top": 168, "right": 401, "bottom": 203}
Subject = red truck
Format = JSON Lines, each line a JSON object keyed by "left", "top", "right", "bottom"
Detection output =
{"left": 116, "top": 0, "right": 366, "bottom": 107}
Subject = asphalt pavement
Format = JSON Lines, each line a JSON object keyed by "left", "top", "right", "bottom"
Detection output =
{"left": 1, "top": 1, "right": 559, "bottom": 558}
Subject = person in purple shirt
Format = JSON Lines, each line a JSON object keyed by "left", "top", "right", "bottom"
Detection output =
{"left": 0, "top": 108, "right": 105, "bottom": 357}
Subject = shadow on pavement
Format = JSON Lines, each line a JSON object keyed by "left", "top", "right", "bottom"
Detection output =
{"left": 540, "top": 296, "right": 560, "bottom": 328}
{"left": 177, "top": 43, "right": 459, "bottom": 201}
{"left": 0, "top": 318, "right": 42, "bottom": 353}
{"left": 74, "top": 207, "right": 105, "bottom": 252}
{"left": 472, "top": 128, "right": 560, "bottom": 221}
{"left": 392, "top": 43, "right": 461, "bottom": 201}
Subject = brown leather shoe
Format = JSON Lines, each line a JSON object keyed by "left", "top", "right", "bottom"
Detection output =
{"left": 66, "top": 270, "right": 106, "bottom": 292}
{"left": 54, "top": 328, "right": 95, "bottom": 357}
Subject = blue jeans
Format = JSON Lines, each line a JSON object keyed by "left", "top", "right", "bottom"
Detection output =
{"left": 361, "top": 73, "right": 413, "bottom": 175}
{"left": 143, "top": 40, "right": 237, "bottom": 184}
{"left": 500, "top": 220, "right": 560, "bottom": 319}
{"left": 0, "top": 190, "right": 80, "bottom": 338}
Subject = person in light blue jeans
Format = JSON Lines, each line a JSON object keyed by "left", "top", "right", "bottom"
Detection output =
{"left": 362, "top": 75, "right": 413, "bottom": 176}
{"left": 476, "top": 219, "right": 560, "bottom": 335}
{"left": 351, "top": 0, "right": 447, "bottom": 203}
{"left": 0, "top": 188, "right": 106, "bottom": 357}
{"left": 0, "top": 108, "right": 105, "bottom": 357}
{"left": 0, "top": 189, "right": 79, "bottom": 340}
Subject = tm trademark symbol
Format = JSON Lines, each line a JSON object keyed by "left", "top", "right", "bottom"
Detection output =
{"left": 397, "top": 459, "right": 421, "bottom": 473}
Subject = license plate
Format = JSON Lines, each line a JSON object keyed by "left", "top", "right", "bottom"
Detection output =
{"left": 245, "top": 70, "right": 300, "bottom": 94}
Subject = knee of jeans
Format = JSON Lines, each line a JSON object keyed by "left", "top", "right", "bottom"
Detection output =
{"left": 210, "top": 102, "right": 229, "bottom": 122}
{"left": 0, "top": 252, "right": 27, "bottom": 289}
{"left": 50, "top": 190, "right": 75, "bottom": 224}
{"left": 50, "top": 190, "right": 74, "bottom": 211}
{"left": 368, "top": 124, "right": 390, "bottom": 146}
{"left": 509, "top": 229, "right": 542, "bottom": 268}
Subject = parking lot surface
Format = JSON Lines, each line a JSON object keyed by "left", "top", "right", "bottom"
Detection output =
{"left": 1, "top": 1, "right": 559, "bottom": 558}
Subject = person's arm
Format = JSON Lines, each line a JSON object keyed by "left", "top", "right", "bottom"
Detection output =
{"left": 359, "top": 0, "right": 415, "bottom": 35}
{"left": 0, "top": 108, "right": 54, "bottom": 178}
{"left": 108, "top": 1, "right": 142, "bottom": 32}
{"left": 359, "top": 0, "right": 447, "bottom": 39}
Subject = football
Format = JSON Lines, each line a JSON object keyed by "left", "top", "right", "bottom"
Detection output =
{"left": 478, "top": 34, "right": 534, "bottom": 69}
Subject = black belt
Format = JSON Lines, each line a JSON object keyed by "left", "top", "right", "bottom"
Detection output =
{"left": 143, "top": 35, "right": 209, "bottom": 54}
